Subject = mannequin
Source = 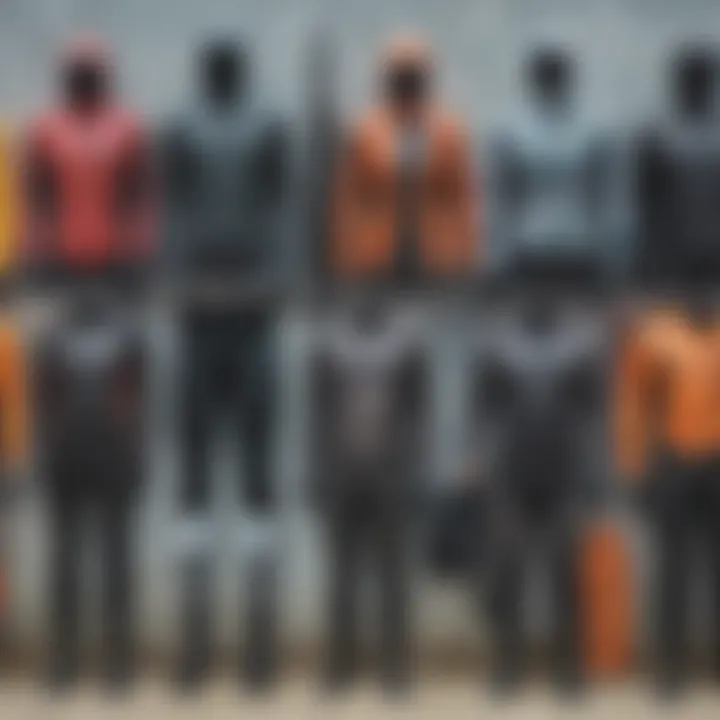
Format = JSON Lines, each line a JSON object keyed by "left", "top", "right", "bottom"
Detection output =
{"left": 24, "top": 36, "right": 155, "bottom": 286}
{"left": 23, "top": 34, "right": 152, "bottom": 693}
{"left": 635, "top": 45, "right": 720, "bottom": 285}
{"left": 36, "top": 281, "right": 146, "bottom": 691}
{"left": 616, "top": 288, "right": 720, "bottom": 694}
{"left": 311, "top": 289, "right": 426, "bottom": 692}
{"left": 161, "top": 35, "right": 289, "bottom": 690}
{"left": 332, "top": 34, "right": 477, "bottom": 284}
{"left": 488, "top": 44, "right": 624, "bottom": 287}
{"left": 476, "top": 285, "right": 608, "bottom": 692}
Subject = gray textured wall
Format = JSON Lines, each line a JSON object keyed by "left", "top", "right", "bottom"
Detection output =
{"left": 2, "top": 0, "right": 717, "bottom": 665}
{"left": 1, "top": 0, "right": 720, "bottom": 121}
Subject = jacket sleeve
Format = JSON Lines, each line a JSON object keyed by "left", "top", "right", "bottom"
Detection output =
{"left": 634, "top": 129, "right": 668, "bottom": 280}
{"left": 0, "top": 126, "right": 18, "bottom": 276}
{"left": 485, "top": 132, "right": 519, "bottom": 276}
{"left": 258, "top": 115, "right": 292, "bottom": 289}
{"left": 119, "top": 120, "right": 157, "bottom": 266}
{"left": 158, "top": 119, "right": 190, "bottom": 270}
{"left": 22, "top": 122, "right": 57, "bottom": 274}
{"left": 452, "top": 121, "right": 480, "bottom": 272}
{"left": 591, "top": 131, "right": 633, "bottom": 282}
{"left": 330, "top": 124, "right": 361, "bottom": 276}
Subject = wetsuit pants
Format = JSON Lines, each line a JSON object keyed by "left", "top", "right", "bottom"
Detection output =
{"left": 486, "top": 483, "right": 582, "bottom": 686}
{"left": 324, "top": 477, "right": 412, "bottom": 689}
{"left": 177, "top": 306, "right": 278, "bottom": 688}
{"left": 648, "top": 457, "right": 720, "bottom": 688}
{"left": 47, "top": 474, "right": 138, "bottom": 686}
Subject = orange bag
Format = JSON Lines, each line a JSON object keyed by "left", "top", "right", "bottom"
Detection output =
{"left": 580, "top": 522, "right": 635, "bottom": 679}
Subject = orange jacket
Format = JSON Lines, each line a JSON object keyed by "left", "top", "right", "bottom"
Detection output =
{"left": 615, "top": 309, "right": 720, "bottom": 481}
{"left": 0, "top": 317, "right": 29, "bottom": 475}
{"left": 332, "top": 37, "right": 478, "bottom": 278}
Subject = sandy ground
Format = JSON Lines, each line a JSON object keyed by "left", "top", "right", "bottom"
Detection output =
{"left": 1, "top": 677, "right": 720, "bottom": 720}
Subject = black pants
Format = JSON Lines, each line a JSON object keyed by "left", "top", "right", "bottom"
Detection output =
{"left": 47, "top": 479, "right": 137, "bottom": 683}
{"left": 177, "top": 307, "right": 278, "bottom": 686}
{"left": 180, "top": 307, "right": 276, "bottom": 512}
{"left": 486, "top": 485, "right": 581, "bottom": 683}
{"left": 325, "top": 482, "right": 412, "bottom": 688}
{"left": 649, "top": 458, "right": 720, "bottom": 685}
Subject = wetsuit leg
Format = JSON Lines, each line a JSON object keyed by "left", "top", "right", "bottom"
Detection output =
{"left": 46, "top": 484, "right": 85, "bottom": 690}
{"left": 176, "top": 311, "right": 222, "bottom": 690}
{"left": 547, "top": 501, "right": 582, "bottom": 691}
{"left": 653, "top": 467, "right": 693, "bottom": 693}
{"left": 234, "top": 310, "right": 279, "bottom": 687}
{"left": 98, "top": 489, "right": 136, "bottom": 689}
{"left": 325, "top": 489, "right": 367, "bottom": 689}
{"left": 374, "top": 495, "right": 412, "bottom": 691}
{"left": 487, "top": 496, "right": 526, "bottom": 690}
{"left": 699, "top": 466, "right": 720, "bottom": 679}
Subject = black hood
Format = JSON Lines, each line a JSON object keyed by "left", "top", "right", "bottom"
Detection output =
{"left": 525, "top": 44, "right": 574, "bottom": 113}
{"left": 198, "top": 36, "right": 250, "bottom": 108}
{"left": 671, "top": 44, "right": 718, "bottom": 119}
{"left": 60, "top": 36, "right": 115, "bottom": 111}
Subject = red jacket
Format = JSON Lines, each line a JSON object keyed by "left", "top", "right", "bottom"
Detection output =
{"left": 23, "top": 37, "right": 155, "bottom": 273}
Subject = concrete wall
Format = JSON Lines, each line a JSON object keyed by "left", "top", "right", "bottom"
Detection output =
{"left": 1, "top": 0, "right": 720, "bottom": 122}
